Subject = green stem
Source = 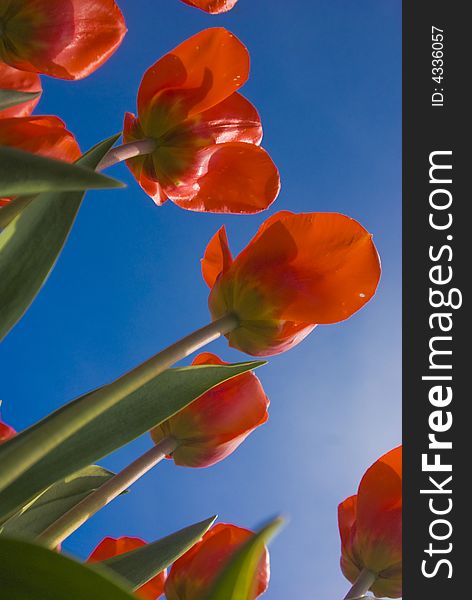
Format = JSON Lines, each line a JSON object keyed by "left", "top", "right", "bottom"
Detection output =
{"left": 0, "top": 314, "right": 239, "bottom": 494}
{"left": 97, "top": 139, "right": 156, "bottom": 170}
{"left": 343, "top": 568, "right": 377, "bottom": 599}
{"left": 37, "top": 436, "right": 178, "bottom": 548}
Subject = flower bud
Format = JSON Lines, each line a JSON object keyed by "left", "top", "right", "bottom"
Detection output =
{"left": 338, "top": 446, "right": 402, "bottom": 598}
{"left": 151, "top": 352, "right": 269, "bottom": 468}
{"left": 165, "top": 523, "right": 269, "bottom": 600}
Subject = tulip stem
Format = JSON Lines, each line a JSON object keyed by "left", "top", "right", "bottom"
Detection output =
{"left": 0, "top": 313, "right": 239, "bottom": 494}
{"left": 343, "top": 568, "right": 377, "bottom": 599}
{"left": 97, "top": 139, "right": 157, "bottom": 170}
{"left": 36, "top": 436, "right": 178, "bottom": 549}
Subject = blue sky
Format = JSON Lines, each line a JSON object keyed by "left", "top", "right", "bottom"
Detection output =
{"left": 0, "top": 1, "right": 401, "bottom": 598}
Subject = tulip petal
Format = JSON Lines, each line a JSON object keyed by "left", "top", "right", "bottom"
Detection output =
{"left": 138, "top": 28, "right": 249, "bottom": 121}
{"left": 0, "top": 115, "right": 81, "bottom": 205}
{"left": 0, "top": 116, "right": 80, "bottom": 162}
{"left": 0, "top": 0, "right": 126, "bottom": 80}
{"left": 165, "top": 524, "right": 269, "bottom": 600}
{"left": 151, "top": 351, "right": 269, "bottom": 468}
{"left": 356, "top": 447, "right": 402, "bottom": 570}
{"left": 0, "top": 418, "right": 16, "bottom": 444}
{"left": 238, "top": 212, "right": 381, "bottom": 323}
{"left": 338, "top": 495, "right": 357, "bottom": 549}
{"left": 88, "top": 537, "right": 166, "bottom": 599}
{"left": 0, "top": 63, "right": 42, "bottom": 118}
{"left": 201, "top": 227, "right": 233, "bottom": 288}
{"left": 180, "top": 0, "right": 239, "bottom": 14}
{"left": 166, "top": 142, "right": 280, "bottom": 213}
{"left": 357, "top": 446, "right": 402, "bottom": 522}
{"left": 182, "top": 93, "right": 262, "bottom": 146}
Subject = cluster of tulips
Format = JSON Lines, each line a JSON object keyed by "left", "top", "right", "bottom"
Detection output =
{"left": 0, "top": 1, "right": 401, "bottom": 599}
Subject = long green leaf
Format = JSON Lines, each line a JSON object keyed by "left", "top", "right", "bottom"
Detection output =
{"left": 0, "top": 134, "right": 121, "bottom": 341}
{"left": 0, "top": 536, "right": 137, "bottom": 600}
{"left": 0, "top": 361, "right": 264, "bottom": 522}
{"left": 0, "top": 465, "right": 117, "bottom": 538}
{"left": 0, "top": 89, "right": 41, "bottom": 112}
{"left": 204, "top": 517, "right": 284, "bottom": 600}
{"left": 0, "top": 146, "right": 123, "bottom": 196}
{"left": 102, "top": 516, "right": 217, "bottom": 589}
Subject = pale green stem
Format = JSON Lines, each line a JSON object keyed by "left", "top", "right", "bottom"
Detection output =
{"left": 37, "top": 436, "right": 178, "bottom": 548}
{"left": 97, "top": 139, "right": 156, "bottom": 171}
{"left": 0, "top": 314, "right": 239, "bottom": 494}
{"left": 343, "top": 568, "right": 377, "bottom": 599}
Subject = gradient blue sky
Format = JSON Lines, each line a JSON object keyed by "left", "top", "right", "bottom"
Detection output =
{"left": 0, "top": 1, "right": 401, "bottom": 597}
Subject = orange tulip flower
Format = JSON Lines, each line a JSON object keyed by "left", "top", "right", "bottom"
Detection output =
{"left": 88, "top": 536, "right": 166, "bottom": 599}
{"left": 0, "top": 62, "right": 41, "bottom": 118}
{"left": 0, "top": 115, "right": 81, "bottom": 206}
{"left": 151, "top": 352, "right": 269, "bottom": 468}
{"left": 165, "top": 523, "right": 269, "bottom": 600}
{"left": 0, "top": 416, "right": 15, "bottom": 444}
{"left": 202, "top": 211, "right": 381, "bottom": 356}
{"left": 123, "top": 28, "right": 280, "bottom": 213}
{"left": 180, "top": 0, "right": 238, "bottom": 14}
{"left": 338, "top": 446, "right": 402, "bottom": 598}
{"left": 0, "top": 0, "right": 126, "bottom": 80}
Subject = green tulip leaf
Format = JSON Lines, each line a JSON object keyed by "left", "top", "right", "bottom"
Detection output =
{"left": 0, "top": 465, "right": 117, "bottom": 539}
{"left": 101, "top": 516, "right": 217, "bottom": 589}
{"left": 0, "top": 145, "right": 123, "bottom": 196}
{"left": 0, "top": 134, "right": 121, "bottom": 341}
{"left": 204, "top": 517, "right": 284, "bottom": 600}
{"left": 0, "top": 360, "right": 264, "bottom": 523}
{"left": 0, "top": 89, "right": 41, "bottom": 112}
{"left": 0, "top": 536, "right": 137, "bottom": 600}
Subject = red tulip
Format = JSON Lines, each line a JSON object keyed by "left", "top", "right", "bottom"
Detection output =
{"left": 88, "top": 536, "right": 166, "bottom": 599}
{"left": 0, "top": 115, "right": 81, "bottom": 206}
{"left": 338, "top": 446, "right": 402, "bottom": 598}
{"left": 0, "top": 0, "right": 126, "bottom": 80}
{"left": 165, "top": 523, "right": 269, "bottom": 600}
{"left": 202, "top": 211, "right": 381, "bottom": 356}
{"left": 151, "top": 352, "right": 269, "bottom": 468}
{"left": 123, "top": 28, "right": 280, "bottom": 213}
{"left": 0, "top": 416, "right": 15, "bottom": 444}
{"left": 0, "top": 62, "right": 42, "bottom": 118}
{"left": 180, "top": 0, "right": 238, "bottom": 14}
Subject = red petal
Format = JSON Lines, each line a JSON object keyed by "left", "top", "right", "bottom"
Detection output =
{"left": 357, "top": 446, "right": 402, "bottom": 527}
{"left": 138, "top": 29, "right": 249, "bottom": 121}
{"left": 355, "top": 447, "right": 402, "bottom": 580}
{"left": 338, "top": 495, "right": 357, "bottom": 549}
{"left": 0, "top": 63, "right": 42, "bottom": 118}
{"left": 181, "top": 92, "right": 262, "bottom": 146}
{"left": 236, "top": 212, "right": 381, "bottom": 323}
{"left": 0, "top": 116, "right": 80, "bottom": 162}
{"left": 0, "top": 0, "right": 126, "bottom": 80}
{"left": 191, "top": 352, "right": 227, "bottom": 366}
{"left": 0, "top": 418, "right": 16, "bottom": 444}
{"left": 167, "top": 142, "right": 280, "bottom": 213}
{"left": 180, "top": 0, "right": 239, "bottom": 14}
{"left": 201, "top": 226, "right": 233, "bottom": 288}
{"left": 165, "top": 524, "right": 269, "bottom": 600}
{"left": 88, "top": 537, "right": 166, "bottom": 599}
